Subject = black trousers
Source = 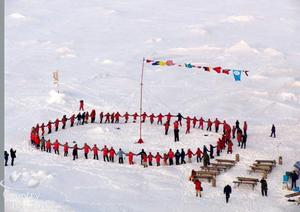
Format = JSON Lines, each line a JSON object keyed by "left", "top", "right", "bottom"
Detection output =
{"left": 48, "top": 128, "right": 51, "bottom": 134}
{"left": 41, "top": 145, "right": 45, "bottom": 151}
{"left": 109, "top": 156, "right": 114, "bottom": 162}
{"left": 5, "top": 159, "right": 8, "bottom": 166}
{"left": 119, "top": 157, "right": 123, "bottom": 164}
{"left": 226, "top": 194, "right": 230, "bottom": 203}
{"left": 11, "top": 158, "right": 15, "bottom": 166}
{"left": 169, "top": 158, "right": 173, "bottom": 165}
{"left": 73, "top": 154, "right": 78, "bottom": 160}
{"left": 55, "top": 126, "right": 58, "bottom": 131}
{"left": 207, "top": 126, "right": 211, "bottom": 131}
{"left": 157, "top": 162, "right": 160, "bottom": 166}
{"left": 64, "top": 151, "right": 68, "bottom": 157}
{"left": 91, "top": 118, "right": 95, "bottom": 123}
{"left": 181, "top": 157, "right": 186, "bottom": 164}
{"left": 175, "top": 158, "right": 180, "bottom": 165}
{"left": 174, "top": 129, "right": 179, "bottom": 142}
{"left": 270, "top": 132, "right": 276, "bottom": 138}
{"left": 165, "top": 128, "right": 169, "bottom": 135}
{"left": 103, "top": 155, "right": 109, "bottom": 162}
{"left": 261, "top": 188, "right": 267, "bottom": 196}
{"left": 84, "top": 153, "right": 88, "bottom": 159}
{"left": 94, "top": 154, "right": 98, "bottom": 160}
{"left": 292, "top": 181, "right": 297, "bottom": 189}
{"left": 46, "top": 148, "right": 51, "bottom": 153}
{"left": 215, "top": 126, "right": 219, "bottom": 133}
{"left": 62, "top": 124, "right": 66, "bottom": 129}
{"left": 55, "top": 149, "right": 59, "bottom": 155}
{"left": 196, "top": 156, "right": 202, "bottom": 163}
{"left": 71, "top": 122, "right": 74, "bottom": 127}
{"left": 241, "top": 142, "right": 246, "bottom": 149}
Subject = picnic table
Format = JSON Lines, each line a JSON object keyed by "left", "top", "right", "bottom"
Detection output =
{"left": 195, "top": 170, "right": 219, "bottom": 177}
{"left": 200, "top": 166, "right": 225, "bottom": 172}
{"left": 233, "top": 177, "right": 259, "bottom": 190}
{"left": 211, "top": 163, "right": 234, "bottom": 170}
{"left": 255, "top": 160, "right": 276, "bottom": 167}
{"left": 253, "top": 163, "right": 273, "bottom": 170}
{"left": 249, "top": 165, "right": 271, "bottom": 173}
{"left": 215, "top": 159, "right": 236, "bottom": 164}
{"left": 285, "top": 191, "right": 300, "bottom": 198}
{"left": 237, "top": 177, "right": 259, "bottom": 182}
{"left": 194, "top": 173, "right": 215, "bottom": 182}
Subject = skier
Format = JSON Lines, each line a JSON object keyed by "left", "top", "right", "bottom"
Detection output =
{"left": 126, "top": 151, "right": 135, "bottom": 165}
{"left": 99, "top": 112, "right": 104, "bottom": 123}
{"left": 53, "top": 139, "right": 60, "bottom": 155}
{"left": 192, "top": 116, "right": 197, "bottom": 128}
{"left": 79, "top": 100, "right": 84, "bottom": 111}
{"left": 54, "top": 118, "right": 60, "bottom": 131}
{"left": 137, "top": 149, "right": 146, "bottom": 165}
{"left": 243, "top": 121, "right": 248, "bottom": 135}
{"left": 109, "top": 147, "right": 116, "bottom": 162}
{"left": 47, "top": 120, "right": 52, "bottom": 134}
{"left": 104, "top": 112, "right": 110, "bottom": 123}
{"left": 195, "top": 148, "right": 203, "bottom": 163}
{"left": 194, "top": 179, "right": 202, "bottom": 197}
{"left": 63, "top": 142, "right": 69, "bottom": 157}
{"left": 241, "top": 134, "right": 247, "bottom": 149}
{"left": 4, "top": 151, "right": 9, "bottom": 166}
{"left": 175, "top": 150, "right": 181, "bottom": 165}
{"left": 168, "top": 149, "right": 174, "bottom": 166}
{"left": 157, "top": 113, "right": 163, "bottom": 124}
{"left": 186, "top": 149, "right": 193, "bottom": 163}
{"left": 123, "top": 112, "right": 129, "bottom": 123}
{"left": 92, "top": 144, "right": 100, "bottom": 160}
{"left": 260, "top": 177, "right": 268, "bottom": 197}
{"left": 164, "top": 121, "right": 170, "bottom": 135}
{"left": 214, "top": 118, "right": 220, "bottom": 133}
{"left": 116, "top": 148, "right": 126, "bottom": 164}
{"left": 148, "top": 152, "right": 153, "bottom": 166}
{"left": 174, "top": 121, "right": 180, "bottom": 142}
{"left": 90, "top": 109, "right": 96, "bottom": 123}
{"left": 198, "top": 117, "right": 204, "bottom": 130}
{"left": 83, "top": 143, "right": 91, "bottom": 159}
{"left": 101, "top": 145, "right": 109, "bottom": 162}
{"left": 270, "top": 124, "right": 276, "bottom": 138}
{"left": 76, "top": 113, "right": 82, "bottom": 125}
{"left": 224, "top": 184, "right": 232, "bottom": 203}
{"left": 206, "top": 118, "right": 212, "bottom": 131}
{"left": 70, "top": 114, "right": 75, "bottom": 127}
{"left": 72, "top": 144, "right": 79, "bottom": 160}
{"left": 177, "top": 113, "right": 184, "bottom": 126}
{"left": 46, "top": 139, "right": 51, "bottom": 153}
{"left": 40, "top": 136, "right": 46, "bottom": 151}
{"left": 185, "top": 116, "right": 191, "bottom": 134}
{"left": 10, "top": 148, "right": 16, "bottom": 166}
{"left": 155, "top": 152, "right": 162, "bottom": 166}
{"left": 149, "top": 113, "right": 155, "bottom": 124}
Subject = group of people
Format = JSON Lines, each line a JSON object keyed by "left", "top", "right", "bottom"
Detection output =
{"left": 4, "top": 148, "right": 17, "bottom": 166}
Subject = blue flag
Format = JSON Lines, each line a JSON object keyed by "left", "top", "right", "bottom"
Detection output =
{"left": 233, "top": 70, "right": 242, "bottom": 81}
{"left": 185, "top": 63, "right": 193, "bottom": 68}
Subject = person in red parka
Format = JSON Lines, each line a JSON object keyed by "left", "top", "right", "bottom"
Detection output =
{"left": 92, "top": 144, "right": 100, "bottom": 160}
{"left": 141, "top": 112, "right": 147, "bottom": 123}
{"left": 166, "top": 112, "right": 172, "bottom": 123}
{"left": 186, "top": 116, "right": 191, "bottom": 134}
{"left": 85, "top": 111, "right": 89, "bottom": 124}
{"left": 186, "top": 148, "right": 193, "bottom": 163}
{"left": 192, "top": 117, "right": 197, "bottom": 128}
{"left": 110, "top": 112, "right": 115, "bottom": 123}
{"left": 41, "top": 123, "right": 45, "bottom": 136}
{"left": 142, "top": 153, "right": 148, "bottom": 168}
{"left": 163, "top": 153, "right": 168, "bottom": 165}
{"left": 69, "top": 114, "right": 75, "bottom": 127}
{"left": 214, "top": 118, "right": 220, "bottom": 133}
{"left": 90, "top": 109, "right": 96, "bottom": 123}
{"left": 79, "top": 100, "right": 84, "bottom": 111}
{"left": 115, "top": 112, "right": 120, "bottom": 123}
{"left": 198, "top": 117, "right": 204, "bottom": 130}
{"left": 194, "top": 179, "right": 202, "bottom": 197}
{"left": 227, "top": 140, "right": 233, "bottom": 154}
{"left": 133, "top": 112, "right": 138, "bottom": 123}
{"left": 61, "top": 115, "right": 67, "bottom": 129}
{"left": 195, "top": 148, "right": 203, "bottom": 163}
{"left": 164, "top": 121, "right": 170, "bottom": 135}
{"left": 35, "top": 124, "right": 40, "bottom": 136}
{"left": 155, "top": 152, "right": 162, "bottom": 166}
{"left": 148, "top": 152, "right": 153, "bottom": 166}
{"left": 149, "top": 113, "right": 155, "bottom": 124}
{"left": 54, "top": 118, "right": 60, "bottom": 131}
{"left": 243, "top": 121, "right": 248, "bottom": 135}
{"left": 168, "top": 149, "right": 174, "bottom": 165}
{"left": 46, "top": 139, "right": 51, "bottom": 153}
{"left": 64, "top": 142, "right": 69, "bottom": 157}
{"left": 236, "top": 129, "right": 243, "bottom": 146}
{"left": 99, "top": 112, "right": 104, "bottom": 124}
{"left": 83, "top": 143, "right": 91, "bottom": 159}
{"left": 53, "top": 139, "right": 60, "bottom": 155}
{"left": 123, "top": 112, "right": 129, "bottom": 123}
{"left": 109, "top": 147, "right": 116, "bottom": 162}
{"left": 126, "top": 151, "right": 135, "bottom": 165}
{"left": 47, "top": 121, "right": 52, "bottom": 134}
{"left": 157, "top": 113, "right": 163, "bottom": 125}
{"left": 206, "top": 118, "right": 212, "bottom": 131}
{"left": 104, "top": 113, "right": 110, "bottom": 123}
{"left": 216, "top": 139, "right": 222, "bottom": 156}
{"left": 101, "top": 145, "right": 109, "bottom": 162}
{"left": 174, "top": 121, "right": 180, "bottom": 142}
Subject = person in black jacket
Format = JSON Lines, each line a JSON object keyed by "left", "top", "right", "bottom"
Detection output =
{"left": 72, "top": 144, "right": 78, "bottom": 160}
{"left": 175, "top": 150, "right": 181, "bottom": 165}
{"left": 137, "top": 149, "right": 146, "bottom": 165}
{"left": 180, "top": 149, "right": 186, "bottom": 164}
{"left": 241, "top": 134, "right": 247, "bottom": 149}
{"left": 224, "top": 184, "right": 232, "bottom": 203}
{"left": 235, "top": 120, "right": 240, "bottom": 129}
{"left": 209, "top": 144, "right": 216, "bottom": 159}
{"left": 203, "top": 151, "right": 210, "bottom": 167}
{"left": 81, "top": 112, "right": 86, "bottom": 125}
{"left": 260, "top": 177, "right": 268, "bottom": 196}
{"left": 291, "top": 170, "right": 299, "bottom": 190}
{"left": 76, "top": 113, "right": 81, "bottom": 125}
{"left": 10, "top": 148, "right": 16, "bottom": 166}
{"left": 177, "top": 113, "right": 184, "bottom": 126}
{"left": 4, "top": 151, "right": 9, "bottom": 166}
{"left": 270, "top": 124, "right": 276, "bottom": 138}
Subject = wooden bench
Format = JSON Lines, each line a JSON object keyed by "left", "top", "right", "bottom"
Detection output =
{"left": 249, "top": 166, "right": 271, "bottom": 174}
{"left": 237, "top": 177, "right": 259, "bottom": 182}
{"left": 194, "top": 174, "right": 215, "bottom": 182}
{"left": 285, "top": 191, "right": 300, "bottom": 198}
{"left": 211, "top": 163, "right": 235, "bottom": 170}
{"left": 233, "top": 180, "right": 257, "bottom": 190}
{"left": 195, "top": 170, "right": 219, "bottom": 177}
{"left": 215, "top": 159, "right": 236, "bottom": 164}
{"left": 255, "top": 160, "right": 276, "bottom": 167}
{"left": 200, "top": 166, "right": 225, "bottom": 172}
{"left": 253, "top": 163, "right": 273, "bottom": 170}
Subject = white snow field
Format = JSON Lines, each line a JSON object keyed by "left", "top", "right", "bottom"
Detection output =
{"left": 4, "top": 0, "right": 300, "bottom": 211}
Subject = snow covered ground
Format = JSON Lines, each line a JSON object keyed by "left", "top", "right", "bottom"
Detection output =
{"left": 4, "top": 0, "right": 300, "bottom": 211}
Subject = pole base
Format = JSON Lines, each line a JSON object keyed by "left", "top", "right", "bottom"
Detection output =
{"left": 136, "top": 138, "right": 144, "bottom": 144}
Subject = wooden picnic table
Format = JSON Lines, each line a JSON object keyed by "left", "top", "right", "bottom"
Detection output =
{"left": 215, "top": 159, "right": 236, "bottom": 164}
{"left": 196, "top": 170, "right": 219, "bottom": 177}
{"left": 233, "top": 180, "right": 257, "bottom": 190}
{"left": 249, "top": 165, "right": 271, "bottom": 174}
{"left": 211, "top": 163, "right": 234, "bottom": 169}
{"left": 255, "top": 160, "right": 276, "bottom": 166}
{"left": 200, "top": 166, "right": 225, "bottom": 172}
{"left": 253, "top": 163, "right": 273, "bottom": 170}
{"left": 194, "top": 174, "right": 215, "bottom": 182}
{"left": 237, "top": 177, "right": 259, "bottom": 182}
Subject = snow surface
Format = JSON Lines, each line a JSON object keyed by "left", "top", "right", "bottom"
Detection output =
{"left": 4, "top": 0, "right": 300, "bottom": 211}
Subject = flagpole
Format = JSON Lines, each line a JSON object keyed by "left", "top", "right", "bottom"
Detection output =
{"left": 137, "top": 57, "right": 145, "bottom": 144}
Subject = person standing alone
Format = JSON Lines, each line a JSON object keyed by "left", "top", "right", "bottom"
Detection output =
{"left": 223, "top": 184, "right": 232, "bottom": 203}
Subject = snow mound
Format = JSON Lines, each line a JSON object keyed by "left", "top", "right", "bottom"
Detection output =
{"left": 8, "top": 13, "right": 26, "bottom": 20}
{"left": 225, "top": 40, "right": 259, "bottom": 54}
{"left": 101, "top": 59, "right": 114, "bottom": 64}
{"left": 221, "top": 15, "right": 255, "bottom": 23}
{"left": 47, "top": 90, "right": 66, "bottom": 104}
{"left": 263, "top": 48, "right": 283, "bottom": 57}
{"left": 55, "top": 47, "right": 77, "bottom": 58}
{"left": 278, "top": 92, "right": 298, "bottom": 103}
{"left": 145, "top": 38, "right": 162, "bottom": 43}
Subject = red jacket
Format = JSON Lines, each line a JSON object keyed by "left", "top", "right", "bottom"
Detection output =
{"left": 155, "top": 154, "right": 162, "bottom": 162}
{"left": 164, "top": 122, "right": 170, "bottom": 129}
{"left": 133, "top": 113, "right": 138, "bottom": 120}
{"left": 47, "top": 121, "right": 52, "bottom": 130}
{"left": 186, "top": 149, "right": 193, "bottom": 158}
{"left": 192, "top": 117, "right": 197, "bottom": 126}
{"left": 194, "top": 180, "right": 201, "bottom": 190}
{"left": 109, "top": 148, "right": 116, "bottom": 157}
{"left": 168, "top": 150, "right": 174, "bottom": 159}
{"left": 214, "top": 119, "right": 220, "bottom": 128}
{"left": 83, "top": 144, "right": 91, "bottom": 154}
{"left": 243, "top": 122, "right": 247, "bottom": 132}
{"left": 195, "top": 148, "right": 203, "bottom": 157}
{"left": 92, "top": 146, "right": 99, "bottom": 155}
{"left": 70, "top": 115, "right": 75, "bottom": 124}
{"left": 199, "top": 117, "right": 204, "bottom": 126}
{"left": 62, "top": 117, "right": 67, "bottom": 125}
{"left": 46, "top": 140, "right": 51, "bottom": 149}
{"left": 157, "top": 114, "right": 163, "bottom": 121}
{"left": 166, "top": 113, "right": 172, "bottom": 122}
{"left": 228, "top": 141, "right": 233, "bottom": 151}
{"left": 149, "top": 114, "right": 155, "bottom": 122}
{"left": 55, "top": 119, "right": 59, "bottom": 128}
{"left": 124, "top": 112, "right": 129, "bottom": 121}
{"left": 90, "top": 110, "right": 96, "bottom": 119}
{"left": 174, "top": 121, "right": 179, "bottom": 129}
{"left": 142, "top": 153, "right": 147, "bottom": 162}
{"left": 148, "top": 153, "right": 153, "bottom": 162}
{"left": 207, "top": 119, "right": 212, "bottom": 127}
{"left": 53, "top": 140, "right": 59, "bottom": 150}
{"left": 102, "top": 147, "right": 108, "bottom": 156}
{"left": 142, "top": 113, "right": 147, "bottom": 121}
{"left": 115, "top": 112, "right": 120, "bottom": 120}
{"left": 64, "top": 144, "right": 68, "bottom": 152}
{"left": 127, "top": 152, "right": 134, "bottom": 161}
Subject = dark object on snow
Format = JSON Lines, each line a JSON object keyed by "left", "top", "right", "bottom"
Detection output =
{"left": 4, "top": 151, "right": 9, "bottom": 166}
{"left": 224, "top": 185, "right": 232, "bottom": 203}
{"left": 270, "top": 124, "right": 276, "bottom": 138}
{"left": 294, "top": 161, "right": 300, "bottom": 171}
{"left": 260, "top": 178, "right": 268, "bottom": 197}
{"left": 10, "top": 148, "right": 16, "bottom": 166}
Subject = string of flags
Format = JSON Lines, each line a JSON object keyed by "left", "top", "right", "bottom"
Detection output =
{"left": 145, "top": 59, "right": 249, "bottom": 81}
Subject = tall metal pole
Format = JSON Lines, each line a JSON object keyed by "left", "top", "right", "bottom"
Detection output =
{"left": 138, "top": 57, "right": 145, "bottom": 143}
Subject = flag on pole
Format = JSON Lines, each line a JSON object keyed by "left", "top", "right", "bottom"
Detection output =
{"left": 233, "top": 70, "right": 242, "bottom": 81}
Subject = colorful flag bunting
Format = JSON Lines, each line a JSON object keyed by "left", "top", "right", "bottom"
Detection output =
{"left": 213, "top": 67, "right": 222, "bottom": 74}
{"left": 233, "top": 70, "right": 242, "bottom": 81}
{"left": 203, "top": 67, "right": 210, "bottom": 72}
{"left": 222, "top": 69, "right": 230, "bottom": 75}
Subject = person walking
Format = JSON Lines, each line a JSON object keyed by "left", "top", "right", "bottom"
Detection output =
{"left": 194, "top": 179, "right": 202, "bottom": 197}
{"left": 260, "top": 177, "right": 268, "bottom": 197}
{"left": 10, "top": 148, "right": 16, "bottom": 166}
{"left": 270, "top": 124, "right": 276, "bottom": 138}
{"left": 224, "top": 184, "right": 232, "bottom": 203}
{"left": 4, "top": 151, "right": 9, "bottom": 166}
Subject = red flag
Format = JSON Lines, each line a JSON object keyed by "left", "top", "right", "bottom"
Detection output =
{"left": 222, "top": 69, "right": 230, "bottom": 75}
{"left": 146, "top": 59, "right": 153, "bottom": 63}
{"left": 203, "top": 67, "right": 210, "bottom": 72}
{"left": 213, "top": 67, "right": 222, "bottom": 73}
{"left": 166, "top": 60, "right": 175, "bottom": 66}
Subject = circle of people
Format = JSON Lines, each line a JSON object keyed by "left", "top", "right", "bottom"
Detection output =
{"left": 30, "top": 103, "right": 248, "bottom": 167}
